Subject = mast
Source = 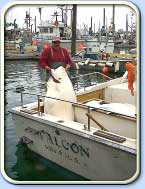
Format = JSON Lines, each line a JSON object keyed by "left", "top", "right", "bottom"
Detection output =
{"left": 94, "top": 23, "right": 95, "bottom": 33}
{"left": 53, "top": 11, "right": 60, "bottom": 22}
{"left": 65, "top": 5, "right": 68, "bottom": 26}
{"left": 91, "top": 16, "right": 92, "bottom": 31}
{"left": 103, "top": 8, "right": 105, "bottom": 29}
{"left": 38, "top": 7, "right": 42, "bottom": 23}
{"left": 112, "top": 4, "right": 115, "bottom": 36}
{"left": 29, "top": 8, "right": 31, "bottom": 28}
{"left": 126, "top": 14, "right": 128, "bottom": 39}
{"left": 71, "top": 4, "right": 77, "bottom": 56}
{"left": 34, "top": 16, "right": 36, "bottom": 33}
{"left": 98, "top": 20, "right": 100, "bottom": 32}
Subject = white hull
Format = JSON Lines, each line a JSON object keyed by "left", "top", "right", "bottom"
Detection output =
{"left": 11, "top": 106, "right": 136, "bottom": 181}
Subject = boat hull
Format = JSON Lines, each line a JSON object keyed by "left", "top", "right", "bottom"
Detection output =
{"left": 11, "top": 112, "right": 136, "bottom": 181}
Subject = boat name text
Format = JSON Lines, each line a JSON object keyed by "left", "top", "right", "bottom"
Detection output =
{"left": 24, "top": 127, "right": 90, "bottom": 158}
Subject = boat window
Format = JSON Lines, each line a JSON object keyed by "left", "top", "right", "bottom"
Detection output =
{"left": 43, "top": 28, "right": 49, "bottom": 33}
{"left": 40, "top": 28, "right": 48, "bottom": 33}
{"left": 50, "top": 28, "right": 53, "bottom": 33}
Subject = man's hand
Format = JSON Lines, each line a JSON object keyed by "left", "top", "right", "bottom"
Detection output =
{"left": 50, "top": 69, "right": 60, "bottom": 83}
{"left": 45, "top": 66, "right": 51, "bottom": 72}
{"left": 65, "top": 64, "right": 70, "bottom": 72}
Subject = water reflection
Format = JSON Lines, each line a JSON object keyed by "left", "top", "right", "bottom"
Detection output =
{"left": 11, "top": 143, "right": 87, "bottom": 181}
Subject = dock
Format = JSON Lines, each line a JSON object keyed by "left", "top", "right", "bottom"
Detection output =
{"left": 5, "top": 50, "right": 40, "bottom": 60}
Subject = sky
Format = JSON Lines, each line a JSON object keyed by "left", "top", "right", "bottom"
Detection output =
{"left": 5, "top": 4, "right": 136, "bottom": 32}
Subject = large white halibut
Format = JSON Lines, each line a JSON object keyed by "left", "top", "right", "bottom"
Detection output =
{"left": 44, "top": 66, "right": 77, "bottom": 121}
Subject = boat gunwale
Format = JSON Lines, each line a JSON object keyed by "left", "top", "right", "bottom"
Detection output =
{"left": 10, "top": 108, "right": 136, "bottom": 155}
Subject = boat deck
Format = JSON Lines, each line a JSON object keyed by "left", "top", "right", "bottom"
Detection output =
{"left": 104, "top": 81, "right": 136, "bottom": 105}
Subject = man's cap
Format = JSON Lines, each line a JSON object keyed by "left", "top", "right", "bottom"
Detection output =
{"left": 52, "top": 36, "right": 61, "bottom": 42}
{"left": 126, "top": 61, "right": 132, "bottom": 64}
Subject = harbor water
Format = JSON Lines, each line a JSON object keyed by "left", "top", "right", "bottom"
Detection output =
{"left": 4, "top": 60, "right": 118, "bottom": 182}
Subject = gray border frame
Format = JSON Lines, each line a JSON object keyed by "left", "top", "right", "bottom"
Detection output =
{"left": 1, "top": 0, "right": 140, "bottom": 185}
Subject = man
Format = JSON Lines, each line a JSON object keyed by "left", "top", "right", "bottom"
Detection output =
{"left": 39, "top": 36, "right": 72, "bottom": 81}
{"left": 19, "top": 41, "right": 25, "bottom": 54}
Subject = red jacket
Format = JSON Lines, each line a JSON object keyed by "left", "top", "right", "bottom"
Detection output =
{"left": 39, "top": 47, "right": 72, "bottom": 68}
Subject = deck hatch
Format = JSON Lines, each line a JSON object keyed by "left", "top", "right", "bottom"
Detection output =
{"left": 93, "top": 130, "right": 126, "bottom": 143}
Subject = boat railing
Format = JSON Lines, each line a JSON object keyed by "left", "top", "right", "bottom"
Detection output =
{"left": 70, "top": 71, "right": 112, "bottom": 91}
{"left": 19, "top": 90, "right": 91, "bottom": 131}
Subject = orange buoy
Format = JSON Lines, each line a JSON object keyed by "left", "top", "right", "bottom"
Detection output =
{"left": 102, "top": 66, "right": 109, "bottom": 74}
{"left": 78, "top": 43, "right": 86, "bottom": 50}
{"left": 43, "top": 44, "right": 49, "bottom": 49}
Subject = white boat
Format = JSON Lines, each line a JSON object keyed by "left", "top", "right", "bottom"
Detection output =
{"left": 35, "top": 19, "right": 115, "bottom": 54}
{"left": 11, "top": 71, "right": 138, "bottom": 182}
